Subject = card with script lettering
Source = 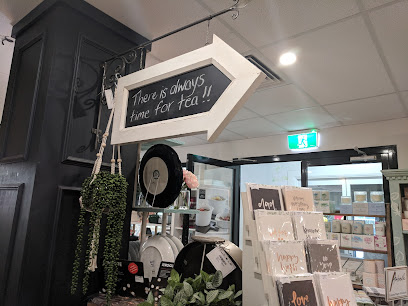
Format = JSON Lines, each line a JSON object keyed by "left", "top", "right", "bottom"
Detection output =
{"left": 307, "top": 240, "right": 341, "bottom": 273}
{"left": 282, "top": 186, "right": 315, "bottom": 211}
{"left": 292, "top": 212, "right": 326, "bottom": 240}
{"left": 314, "top": 272, "right": 356, "bottom": 306}
{"left": 385, "top": 266, "right": 408, "bottom": 301}
{"left": 246, "top": 183, "right": 283, "bottom": 219}
{"left": 254, "top": 210, "right": 295, "bottom": 242}
{"left": 264, "top": 241, "right": 308, "bottom": 276}
{"left": 277, "top": 275, "right": 319, "bottom": 306}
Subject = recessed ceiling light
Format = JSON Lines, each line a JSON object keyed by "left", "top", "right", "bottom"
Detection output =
{"left": 279, "top": 52, "right": 297, "bottom": 66}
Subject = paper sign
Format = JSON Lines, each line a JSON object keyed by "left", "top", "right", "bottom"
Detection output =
{"left": 385, "top": 266, "right": 408, "bottom": 301}
{"left": 206, "top": 246, "right": 236, "bottom": 278}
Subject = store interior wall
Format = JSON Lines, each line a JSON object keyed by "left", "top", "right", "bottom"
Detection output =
{"left": 0, "top": 12, "right": 14, "bottom": 124}
{"left": 173, "top": 117, "right": 408, "bottom": 168}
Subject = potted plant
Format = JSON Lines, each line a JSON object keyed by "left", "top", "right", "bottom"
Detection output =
{"left": 140, "top": 270, "right": 242, "bottom": 306}
{"left": 71, "top": 171, "right": 128, "bottom": 303}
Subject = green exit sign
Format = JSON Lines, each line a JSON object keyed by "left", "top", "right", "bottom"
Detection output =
{"left": 288, "top": 131, "right": 318, "bottom": 150}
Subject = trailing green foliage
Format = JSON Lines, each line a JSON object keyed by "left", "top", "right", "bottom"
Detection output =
{"left": 71, "top": 171, "right": 128, "bottom": 304}
{"left": 141, "top": 269, "right": 242, "bottom": 306}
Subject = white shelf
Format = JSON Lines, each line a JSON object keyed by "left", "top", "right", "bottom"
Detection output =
{"left": 132, "top": 206, "right": 199, "bottom": 214}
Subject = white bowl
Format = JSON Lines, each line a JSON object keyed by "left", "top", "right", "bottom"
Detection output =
{"left": 208, "top": 198, "right": 227, "bottom": 215}
{"left": 215, "top": 212, "right": 230, "bottom": 229}
{"left": 196, "top": 205, "right": 213, "bottom": 227}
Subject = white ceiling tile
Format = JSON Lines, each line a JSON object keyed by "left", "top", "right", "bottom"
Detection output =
{"left": 260, "top": 16, "right": 394, "bottom": 104}
{"left": 172, "top": 135, "right": 208, "bottom": 146}
{"left": 214, "top": 129, "right": 247, "bottom": 142}
{"left": 230, "top": 107, "right": 259, "bottom": 121}
{"left": 86, "top": 0, "right": 251, "bottom": 62}
{"left": 201, "top": 0, "right": 359, "bottom": 48}
{"left": 325, "top": 93, "right": 406, "bottom": 125}
{"left": 369, "top": 1, "right": 408, "bottom": 91}
{"left": 245, "top": 84, "right": 317, "bottom": 115}
{"left": 361, "top": 0, "right": 394, "bottom": 10}
{"left": 149, "top": 18, "right": 251, "bottom": 61}
{"left": 400, "top": 91, "right": 408, "bottom": 109}
{"left": 226, "top": 117, "right": 284, "bottom": 138}
{"left": 86, "top": 0, "right": 207, "bottom": 39}
{"left": 265, "top": 107, "right": 339, "bottom": 131}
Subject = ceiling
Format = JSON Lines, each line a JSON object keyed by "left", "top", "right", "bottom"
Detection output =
{"left": 1, "top": 0, "right": 408, "bottom": 146}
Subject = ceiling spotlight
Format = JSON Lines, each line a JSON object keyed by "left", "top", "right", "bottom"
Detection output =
{"left": 279, "top": 52, "right": 296, "bottom": 66}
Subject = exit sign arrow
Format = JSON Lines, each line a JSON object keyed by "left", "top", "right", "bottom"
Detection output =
{"left": 111, "top": 35, "right": 265, "bottom": 145}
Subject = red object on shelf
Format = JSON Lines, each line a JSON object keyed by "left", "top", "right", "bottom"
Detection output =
{"left": 128, "top": 262, "right": 138, "bottom": 274}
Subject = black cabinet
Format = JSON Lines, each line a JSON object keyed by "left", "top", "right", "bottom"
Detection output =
{"left": 0, "top": 1, "right": 148, "bottom": 305}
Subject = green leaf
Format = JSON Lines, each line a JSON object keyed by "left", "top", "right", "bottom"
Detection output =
{"left": 183, "top": 281, "right": 194, "bottom": 297}
{"left": 164, "top": 284, "right": 174, "bottom": 299}
{"left": 218, "top": 290, "right": 233, "bottom": 300}
{"left": 174, "top": 290, "right": 186, "bottom": 303}
{"left": 192, "top": 274, "right": 203, "bottom": 291}
{"left": 138, "top": 302, "right": 153, "bottom": 306}
{"left": 206, "top": 282, "right": 215, "bottom": 290}
{"left": 160, "top": 296, "right": 174, "bottom": 306}
{"left": 147, "top": 291, "right": 154, "bottom": 304}
{"left": 228, "top": 284, "right": 235, "bottom": 292}
{"left": 193, "top": 292, "right": 205, "bottom": 304}
{"left": 234, "top": 290, "right": 242, "bottom": 299}
{"left": 235, "top": 301, "right": 242, "bottom": 306}
{"left": 211, "top": 270, "right": 223, "bottom": 288}
{"left": 206, "top": 290, "right": 219, "bottom": 304}
{"left": 171, "top": 269, "right": 180, "bottom": 283}
{"left": 200, "top": 270, "right": 210, "bottom": 282}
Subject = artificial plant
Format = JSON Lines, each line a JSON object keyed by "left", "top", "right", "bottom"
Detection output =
{"left": 71, "top": 171, "right": 128, "bottom": 303}
{"left": 140, "top": 270, "right": 242, "bottom": 306}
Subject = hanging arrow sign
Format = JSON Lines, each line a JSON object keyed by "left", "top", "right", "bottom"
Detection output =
{"left": 111, "top": 35, "right": 265, "bottom": 145}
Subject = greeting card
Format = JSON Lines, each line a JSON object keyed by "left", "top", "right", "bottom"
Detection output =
{"left": 282, "top": 186, "right": 315, "bottom": 211}
{"left": 307, "top": 240, "right": 341, "bottom": 273}
{"left": 246, "top": 183, "right": 283, "bottom": 219}
{"left": 264, "top": 241, "right": 308, "bottom": 276}
{"left": 292, "top": 212, "right": 326, "bottom": 240}
{"left": 277, "top": 275, "right": 320, "bottom": 306}
{"left": 314, "top": 272, "right": 356, "bottom": 306}
{"left": 254, "top": 210, "right": 295, "bottom": 242}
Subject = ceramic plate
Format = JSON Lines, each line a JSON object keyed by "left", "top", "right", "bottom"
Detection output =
{"left": 140, "top": 236, "right": 174, "bottom": 281}
{"left": 167, "top": 234, "right": 184, "bottom": 252}
{"left": 163, "top": 235, "right": 179, "bottom": 258}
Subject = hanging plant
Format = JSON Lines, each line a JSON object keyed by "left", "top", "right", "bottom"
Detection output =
{"left": 71, "top": 171, "right": 128, "bottom": 303}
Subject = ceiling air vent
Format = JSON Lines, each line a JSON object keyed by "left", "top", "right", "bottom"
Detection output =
{"left": 245, "top": 55, "right": 284, "bottom": 90}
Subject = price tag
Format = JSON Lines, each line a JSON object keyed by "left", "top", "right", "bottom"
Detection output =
{"left": 105, "top": 89, "right": 114, "bottom": 109}
{"left": 206, "top": 246, "right": 236, "bottom": 278}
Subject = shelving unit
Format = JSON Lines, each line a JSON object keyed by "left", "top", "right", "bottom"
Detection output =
{"left": 324, "top": 213, "right": 385, "bottom": 218}
{"left": 132, "top": 205, "right": 199, "bottom": 249}
{"left": 339, "top": 247, "right": 387, "bottom": 254}
{"left": 324, "top": 203, "right": 392, "bottom": 268}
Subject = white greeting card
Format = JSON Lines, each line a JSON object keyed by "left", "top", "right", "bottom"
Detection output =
{"left": 254, "top": 210, "right": 295, "bottom": 242}
{"left": 282, "top": 186, "right": 315, "bottom": 211}
{"left": 292, "top": 212, "right": 326, "bottom": 240}
{"left": 314, "top": 272, "right": 357, "bottom": 306}
{"left": 263, "top": 241, "right": 308, "bottom": 276}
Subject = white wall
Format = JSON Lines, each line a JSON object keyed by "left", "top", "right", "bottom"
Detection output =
{"left": 0, "top": 12, "right": 14, "bottom": 124}
{"left": 173, "top": 118, "right": 408, "bottom": 169}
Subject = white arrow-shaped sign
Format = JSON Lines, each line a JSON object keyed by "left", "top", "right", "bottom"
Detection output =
{"left": 111, "top": 34, "right": 265, "bottom": 145}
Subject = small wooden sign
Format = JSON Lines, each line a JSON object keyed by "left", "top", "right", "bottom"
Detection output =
{"left": 111, "top": 35, "right": 265, "bottom": 145}
{"left": 385, "top": 266, "right": 408, "bottom": 301}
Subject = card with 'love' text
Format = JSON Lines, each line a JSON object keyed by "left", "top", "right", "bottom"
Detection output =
{"left": 277, "top": 275, "right": 320, "bottom": 306}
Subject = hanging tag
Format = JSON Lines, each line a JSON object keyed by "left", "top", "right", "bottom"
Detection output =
{"left": 105, "top": 89, "right": 114, "bottom": 109}
{"left": 206, "top": 246, "right": 236, "bottom": 278}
